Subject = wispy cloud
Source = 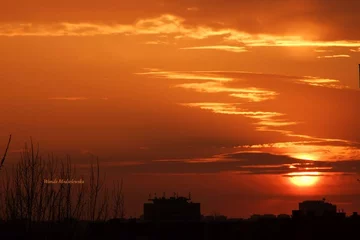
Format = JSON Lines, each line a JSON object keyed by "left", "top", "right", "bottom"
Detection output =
{"left": 138, "top": 69, "right": 349, "bottom": 143}
{"left": 236, "top": 140, "right": 360, "bottom": 162}
{"left": 144, "top": 40, "right": 170, "bottom": 45}
{"left": 181, "top": 102, "right": 297, "bottom": 134}
{"left": 298, "top": 76, "right": 348, "bottom": 89}
{"left": 181, "top": 103, "right": 282, "bottom": 118}
{"left": 176, "top": 82, "right": 278, "bottom": 102}
{"left": 139, "top": 69, "right": 347, "bottom": 90}
{"left": 317, "top": 54, "right": 351, "bottom": 59}
{"left": 77, "top": 161, "right": 146, "bottom": 168}
{"left": 48, "top": 97, "right": 109, "bottom": 101}
{"left": 99, "top": 151, "right": 360, "bottom": 177}
{"left": 180, "top": 45, "right": 248, "bottom": 53}
{"left": 314, "top": 49, "right": 333, "bottom": 53}
{"left": 48, "top": 97, "right": 88, "bottom": 101}
{"left": 350, "top": 48, "right": 360, "bottom": 52}
{"left": 2, "top": 14, "right": 360, "bottom": 50}
{"left": 135, "top": 69, "right": 234, "bottom": 82}
{"left": 187, "top": 7, "right": 199, "bottom": 11}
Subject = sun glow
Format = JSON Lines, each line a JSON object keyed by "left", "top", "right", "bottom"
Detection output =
{"left": 288, "top": 172, "right": 320, "bottom": 187}
{"left": 292, "top": 153, "right": 317, "bottom": 160}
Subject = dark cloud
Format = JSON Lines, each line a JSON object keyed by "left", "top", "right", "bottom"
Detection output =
{"left": 90, "top": 151, "right": 360, "bottom": 176}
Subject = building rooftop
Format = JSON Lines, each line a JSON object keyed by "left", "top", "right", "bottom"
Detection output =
{"left": 147, "top": 193, "right": 194, "bottom": 204}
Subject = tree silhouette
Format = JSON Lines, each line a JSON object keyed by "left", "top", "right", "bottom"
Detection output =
{"left": 0, "top": 134, "right": 11, "bottom": 172}
{"left": 0, "top": 138, "right": 125, "bottom": 223}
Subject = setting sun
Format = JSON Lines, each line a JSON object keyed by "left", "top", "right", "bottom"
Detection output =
{"left": 288, "top": 172, "right": 320, "bottom": 187}
{"left": 292, "top": 153, "right": 317, "bottom": 160}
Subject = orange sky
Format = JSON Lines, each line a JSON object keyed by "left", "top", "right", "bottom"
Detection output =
{"left": 1, "top": 0, "right": 360, "bottom": 218}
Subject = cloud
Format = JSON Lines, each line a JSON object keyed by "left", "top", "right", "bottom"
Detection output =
{"left": 181, "top": 103, "right": 297, "bottom": 135}
{"left": 48, "top": 97, "right": 88, "bottom": 101}
{"left": 48, "top": 97, "right": 110, "bottom": 101}
{"left": 231, "top": 38, "right": 360, "bottom": 47}
{"left": 138, "top": 69, "right": 350, "bottom": 145}
{"left": 236, "top": 141, "right": 360, "bottom": 161}
{"left": 187, "top": 7, "right": 199, "bottom": 11}
{"left": 1, "top": 0, "right": 359, "bottom": 40}
{"left": 94, "top": 151, "right": 360, "bottom": 177}
{"left": 181, "top": 103, "right": 282, "bottom": 117}
{"left": 314, "top": 49, "right": 333, "bottom": 53}
{"left": 176, "top": 82, "right": 278, "bottom": 102}
{"left": 139, "top": 69, "right": 348, "bottom": 90}
{"left": 350, "top": 48, "right": 360, "bottom": 52}
{"left": 298, "top": 76, "right": 348, "bottom": 89}
{"left": 77, "top": 161, "right": 146, "bottom": 168}
{"left": 317, "top": 54, "right": 351, "bottom": 59}
{"left": 135, "top": 69, "right": 234, "bottom": 82}
{"left": 144, "top": 40, "right": 170, "bottom": 45}
{"left": 2, "top": 14, "right": 360, "bottom": 50}
{"left": 214, "top": 152, "right": 360, "bottom": 176}
{"left": 180, "top": 45, "right": 248, "bottom": 53}
{"left": 137, "top": 69, "right": 349, "bottom": 137}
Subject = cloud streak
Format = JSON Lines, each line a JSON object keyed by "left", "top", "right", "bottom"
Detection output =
{"left": 180, "top": 45, "right": 248, "bottom": 53}
{"left": 314, "top": 49, "right": 333, "bottom": 53}
{"left": 176, "top": 82, "right": 278, "bottom": 102}
{"left": 136, "top": 69, "right": 234, "bottom": 82}
{"left": 95, "top": 151, "right": 360, "bottom": 177}
{"left": 236, "top": 141, "right": 360, "bottom": 161}
{"left": 48, "top": 97, "right": 88, "bottom": 101}
{"left": 298, "top": 76, "right": 348, "bottom": 89}
{"left": 2, "top": 14, "right": 360, "bottom": 50}
{"left": 138, "top": 69, "right": 350, "bottom": 145}
{"left": 317, "top": 54, "right": 351, "bottom": 59}
{"left": 48, "top": 97, "right": 109, "bottom": 101}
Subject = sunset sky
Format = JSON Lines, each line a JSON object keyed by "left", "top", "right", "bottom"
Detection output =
{"left": 1, "top": 0, "right": 360, "bottom": 218}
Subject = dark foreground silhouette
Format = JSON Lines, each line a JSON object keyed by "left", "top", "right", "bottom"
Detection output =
{"left": 2, "top": 137, "right": 360, "bottom": 239}
{"left": 1, "top": 215, "right": 360, "bottom": 240}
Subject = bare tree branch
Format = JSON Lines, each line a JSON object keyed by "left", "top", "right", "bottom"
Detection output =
{"left": 0, "top": 134, "right": 12, "bottom": 170}
{"left": 0, "top": 138, "right": 125, "bottom": 223}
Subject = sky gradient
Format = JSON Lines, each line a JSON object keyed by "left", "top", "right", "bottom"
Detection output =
{"left": 1, "top": 0, "right": 360, "bottom": 218}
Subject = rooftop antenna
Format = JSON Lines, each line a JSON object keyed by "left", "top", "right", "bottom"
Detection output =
{"left": 188, "top": 192, "right": 191, "bottom": 200}
{"left": 154, "top": 193, "right": 157, "bottom": 199}
{"left": 163, "top": 192, "right": 165, "bottom": 198}
{"left": 173, "top": 192, "right": 176, "bottom": 198}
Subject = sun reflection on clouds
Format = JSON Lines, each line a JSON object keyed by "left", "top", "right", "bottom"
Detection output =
{"left": 176, "top": 82, "right": 278, "bottom": 102}
{"left": 3, "top": 14, "right": 360, "bottom": 51}
{"left": 180, "top": 45, "right": 248, "bottom": 53}
{"left": 136, "top": 68, "right": 358, "bottom": 170}
{"left": 237, "top": 141, "right": 360, "bottom": 162}
{"left": 138, "top": 69, "right": 350, "bottom": 144}
{"left": 317, "top": 54, "right": 351, "bottom": 59}
{"left": 181, "top": 103, "right": 282, "bottom": 118}
{"left": 136, "top": 71, "right": 234, "bottom": 82}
